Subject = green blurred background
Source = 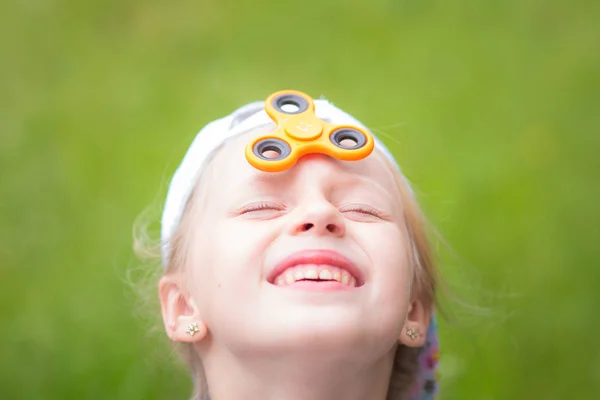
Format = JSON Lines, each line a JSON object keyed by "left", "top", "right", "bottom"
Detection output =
{"left": 1, "top": 0, "right": 599, "bottom": 398}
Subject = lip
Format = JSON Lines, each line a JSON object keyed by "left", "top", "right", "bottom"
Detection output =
{"left": 267, "top": 249, "right": 364, "bottom": 286}
{"left": 284, "top": 280, "right": 355, "bottom": 292}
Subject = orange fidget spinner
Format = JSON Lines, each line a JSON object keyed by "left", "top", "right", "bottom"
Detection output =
{"left": 245, "top": 90, "right": 375, "bottom": 172}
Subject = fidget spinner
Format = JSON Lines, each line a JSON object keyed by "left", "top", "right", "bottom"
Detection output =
{"left": 245, "top": 90, "right": 375, "bottom": 172}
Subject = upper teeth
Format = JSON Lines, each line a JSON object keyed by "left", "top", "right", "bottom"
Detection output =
{"left": 274, "top": 264, "right": 357, "bottom": 287}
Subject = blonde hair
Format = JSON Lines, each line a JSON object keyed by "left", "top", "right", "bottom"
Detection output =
{"left": 133, "top": 140, "right": 442, "bottom": 400}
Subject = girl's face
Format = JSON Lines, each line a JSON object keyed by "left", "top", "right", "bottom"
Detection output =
{"left": 182, "top": 130, "right": 417, "bottom": 357}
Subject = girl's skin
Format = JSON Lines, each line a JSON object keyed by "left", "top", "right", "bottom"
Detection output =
{"left": 159, "top": 130, "right": 431, "bottom": 400}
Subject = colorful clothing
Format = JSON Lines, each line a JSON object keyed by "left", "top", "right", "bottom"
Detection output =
{"left": 408, "top": 315, "right": 440, "bottom": 400}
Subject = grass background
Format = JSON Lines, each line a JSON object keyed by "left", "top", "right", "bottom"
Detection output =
{"left": 1, "top": 0, "right": 599, "bottom": 398}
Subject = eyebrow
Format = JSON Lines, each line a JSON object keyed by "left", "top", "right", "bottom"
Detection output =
{"left": 247, "top": 168, "right": 391, "bottom": 199}
{"left": 247, "top": 170, "right": 290, "bottom": 187}
{"left": 333, "top": 174, "right": 392, "bottom": 198}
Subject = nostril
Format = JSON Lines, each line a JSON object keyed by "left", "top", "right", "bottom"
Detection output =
{"left": 301, "top": 223, "right": 314, "bottom": 231}
{"left": 326, "top": 224, "right": 338, "bottom": 233}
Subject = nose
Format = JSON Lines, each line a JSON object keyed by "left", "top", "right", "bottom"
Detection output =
{"left": 289, "top": 199, "right": 346, "bottom": 237}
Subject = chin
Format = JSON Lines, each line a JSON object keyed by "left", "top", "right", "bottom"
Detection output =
{"left": 252, "top": 309, "right": 394, "bottom": 352}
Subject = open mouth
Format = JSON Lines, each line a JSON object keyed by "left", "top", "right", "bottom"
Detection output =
{"left": 274, "top": 264, "right": 358, "bottom": 287}
{"left": 268, "top": 249, "right": 364, "bottom": 290}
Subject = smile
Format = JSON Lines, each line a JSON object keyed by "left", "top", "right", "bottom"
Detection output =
{"left": 268, "top": 249, "right": 364, "bottom": 290}
{"left": 274, "top": 264, "right": 357, "bottom": 287}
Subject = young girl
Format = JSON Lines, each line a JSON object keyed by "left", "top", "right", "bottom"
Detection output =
{"left": 150, "top": 90, "right": 440, "bottom": 400}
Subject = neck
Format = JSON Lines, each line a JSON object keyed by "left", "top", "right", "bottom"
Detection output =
{"left": 200, "top": 345, "right": 396, "bottom": 400}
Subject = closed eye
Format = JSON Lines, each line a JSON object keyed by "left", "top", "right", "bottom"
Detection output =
{"left": 339, "top": 204, "right": 387, "bottom": 220}
{"left": 238, "top": 201, "right": 286, "bottom": 215}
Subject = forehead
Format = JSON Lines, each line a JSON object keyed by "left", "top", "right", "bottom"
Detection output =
{"left": 209, "top": 128, "right": 398, "bottom": 190}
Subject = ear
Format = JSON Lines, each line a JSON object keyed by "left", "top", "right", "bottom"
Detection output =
{"left": 398, "top": 297, "right": 432, "bottom": 347}
{"left": 158, "top": 274, "right": 207, "bottom": 343}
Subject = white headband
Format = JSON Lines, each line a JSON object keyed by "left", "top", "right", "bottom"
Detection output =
{"left": 160, "top": 98, "right": 403, "bottom": 266}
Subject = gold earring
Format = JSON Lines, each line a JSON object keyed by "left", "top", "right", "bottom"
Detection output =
{"left": 406, "top": 328, "right": 419, "bottom": 340}
{"left": 186, "top": 322, "right": 200, "bottom": 336}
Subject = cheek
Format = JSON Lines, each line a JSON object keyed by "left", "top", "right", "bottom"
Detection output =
{"left": 214, "top": 220, "right": 277, "bottom": 277}
{"left": 187, "top": 221, "right": 277, "bottom": 318}
{"left": 360, "top": 223, "right": 412, "bottom": 305}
